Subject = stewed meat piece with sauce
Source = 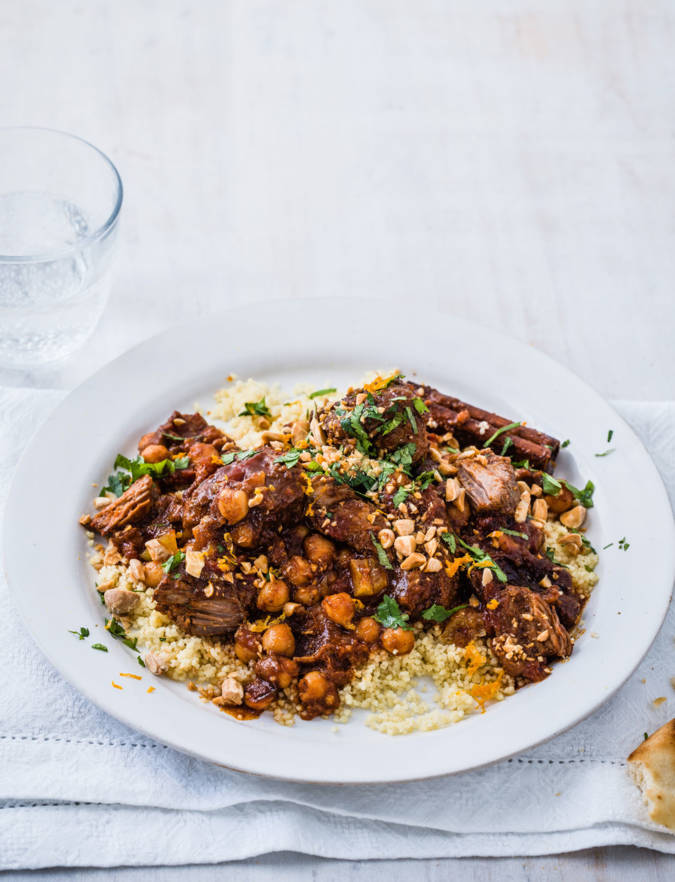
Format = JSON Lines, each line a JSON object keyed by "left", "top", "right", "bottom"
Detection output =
{"left": 306, "top": 475, "right": 388, "bottom": 554}
{"left": 457, "top": 450, "right": 520, "bottom": 515}
{"left": 154, "top": 571, "right": 256, "bottom": 636}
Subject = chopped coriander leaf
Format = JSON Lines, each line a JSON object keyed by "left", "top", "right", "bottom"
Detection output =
{"left": 618, "top": 537, "right": 630, "bottom": 551}
{"left": 304, "top": 460, "right": 325, "bottom": 473}
{"left": 137, "top": 655, "right": 146, "bottom": 668}
{"left": 482, "top": 421, "right": 522, "bottom": 450}
{"left": 501, "top": 528, "right": 527, "bottom": 539}
{"left": 422, "top": 602, "right": 469, "bottom": 623}
{"left": 445, "top": 445, "right": 459, "bottom": 454}
{"left": 308, "top": 387, "right": 337, "bottom": 399}
{"left": 415, "top": 470, "right": 437, "bottom": 491}
{"left": 562, "top": 479, "right": 595, "bottom": 508}
{"left": 379, "top": 412, "right": 404, "bottom": 437}
{"left": 221, "top": 452, "right": 236, "bottom": 465}
{"left": 373, "top": 595, "right": 412, "bottom": 630}
{"left": 602, "top": 542, "right": 614, "bottom": 550}
{"left": 392, "top": 486, "right": 409, "bottom": 508}
{"left": 91, "top": 643, "right": 108, "bottom": 652}
{"left": 173, "top": 455, "right": 190, "bottom": 469}
{"left": 594, "top": 449, "right": 615, "bottom": 458}
{"left": 561, "top": 439, "right": 571, "bottom": 448}
{"left": 162, "top": 431, "right": 185, "bottom": 443}
{"left": 405, "top": 406, "right": 417, "bottom": 434}
{"left": 500, "top": 437, "right": 513, "bottom": 457}
{"left": 511, "top": 458, "right": 531, "bottom": 469}
{"left": 545, "top": 547, "right": 568, "bottom": 568}
{"left": 441, "top": 532, "right": 457, "bottom": 554}
{"left": 105, "top": 617, "right": 140, "bottom": 652}
{"left": 238, "top": 398, "right": 272, "bottom": 418}
{"left": 370, "top": 533, "right": 393, "bottom": 570}
{"left": 275, "top": 449, "right": 302, "bottom": 468}
{"left": 413, "top": 397, "right": 428, "bottom": 415}
{"left": 68, "top": 626, "right": 90, "bottom": 641}
{"left": 340, "top": 403, "right": 374, "bottom": 456}
{"left": 101, "top": 453, "right": 189, "bottom": 496}
{"left": 236, "top": 449, "right": 259, "bottom": 461}
{"left": 644, "top": 732, "right": 649, "bottom": 741}
{"left": 162, "top": 551, "right": 186, "bottom": 574}
{"left": 456, "top": 537, "right": 508, "bottom": 582}
{"left": 607, "top": 429, "right": 614, "bottom": 443}
{"left": 386, "top": 443, "right": 417, "bottom": 474}
{"left": 541, "top": 474, "right": 562, "bottom": 496}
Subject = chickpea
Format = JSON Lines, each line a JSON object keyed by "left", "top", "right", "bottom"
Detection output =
{"left": 544, "top": 485, "right": 575, "bottom": 514}
{"left": 217, "top": 488, "right": 249, "bottom": 524}
{"left": 262, "top": 623, "right": 295, "bottom": 657}
{"left": 381, "top": 627, "right": 415, "bottom": 656}
{"left": 231, "top": 522, "right": 256, "bottom": 547}
{"left": 256, "top": 579, "right": 290, "bottom": 613}
{"left": 255, "top": 655, "right": 299, "bottom": 689}
{"left": 234, "top": 625, "right": 261, "bottom": 663}
{"left": 293, "top": 585, "right": 321, "bottom": 606}
{"left": 321, "top": 592, "right": 355, "bottom": 629}
{"left": 141, "top": 443, "right": 170, "bottom": 463}
{"left": 144, "top": 561, "right": 165, "bottom": 587}
{"left": 138, "top": 431, "right": 158, "bottom": 452}
{"left": 283, "top": 555, "right": 314, "bottom": 587}
{"left": 355, "top": 616, "right": 381, "bottom": 644}
{"left": 304, "top": 534, "right": 335, "bottom": 568}
{"left": 298, "top": 670, "right": 337, "bottom": 705}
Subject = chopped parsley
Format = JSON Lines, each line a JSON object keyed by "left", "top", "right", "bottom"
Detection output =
{"left": 101, "top": 453, "right": 190, "bottom": 497}
{"left": 340, "top": 403, "right": 374, "bottom": 456}
{"left": 561, "top": 439, "right": 571, "bottom": 448}
{"left": 501, "top": 528, "right": 527, "bottom": 539}
{"left": 308, "top": 387, "right": 337, "bottom": 399}
{"left": 161, "top": 431, "right": 185, "bottom": 443}
{"left": 105, "top": 617, "right": 140, "bottom": 652}
{"left": 221, "top": 452, "right": 236, "bottom": 465}
{"left": 237, "top": 448, "right": 260, "bottom": 461}
{"left": 238, "top": 398, "right": 272, "bottom": 418}
{"left": 563, "top": 479, "right": 595, "bottom": 508}
{"left": 405, "top": 406, "right": 417, "bottom": 434}
{"left": 618, "top": 537, "right": 630, "bottom": 551}
{"left": 413, "top": 397, "right": 428, "bottom": 415}
{"left": 68, "top": 626, "right": 90, "bottom": 641}
{"left": 379, "top": 412, "right": 405, "bottom": 437}
{"left": 137, "top": 655, "right": 146, "bottom": 668}
{"left": 607, "top": 429, "right": 614, "bottom": 443}
{"left": 482, "top": 421, "right": 522, "bottom": 450}
{"left": 500, "top": 437, "right": 513, "bottom": 456}
{"left": 392, "top": 486, "right": 409, "bottom": 508}
{"left": 370, "top": 533, "right": 393, "bottom": 570}
{"left": 422, "top": 602, "right": 469, "bottom": 623}
{"left": 541, "top": 474, "right": 562, "bottom": 496}
{"left": 594, "top": 449, "right": 615, "bottom": 458}
{"left": 91, "top": 643, "right": 108, "bottom": 652}
{"left": 162, "top": 551, "right": 186, "bottom": 574}
{"left": 456, "top": 537, "right": 508, "bottom": 582}
{"left": 275, "top": 448, "right": 302, "bottom": 468}
{"left": 545, "top": 547, "right": 568, "bottom": 568}
{"left": 603, "top": 542, "right": 614, "bottom": 550}
{"left": 511, "top": 458, "right": 531, "bottom": 469}
{"left": 441, "top": 532, "right": 457, "bottom": 554}
{"left": 373, "top": 595, "right": 412, "bottom": 630}
{"left": 386, "top": 442, "right": 417, "bottom": 474}
{"left": 644, "top": 732, "right": 649, "bottom": 741}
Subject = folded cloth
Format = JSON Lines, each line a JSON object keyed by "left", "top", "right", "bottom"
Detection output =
{"left": 1, "top": 389, "right": 673, "bottom": 868}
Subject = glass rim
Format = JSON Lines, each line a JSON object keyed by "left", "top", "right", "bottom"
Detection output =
{"left": 0, "top": 125, "right": 123, "bottom": 263}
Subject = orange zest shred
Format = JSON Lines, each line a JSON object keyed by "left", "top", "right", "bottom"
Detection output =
{"left": 444, "top": 554, "right": 472, "bottom": 578}
{"left": 363, "top": 371, "right": 401, "bottom": 394}
{"left": 470, "top": 671, "right": 504, "bottom": 712}
{"left": 248, "top": 612, "right": 287, "bottom": 633}
{"left": 112, "top": 681, "right": 123, "bottom": 690}
{"left": 464, "top": 641, "right": 487, "bottom": 678}
{"left": 486, "top": 598, "right": 499, "bottom": 611}
{"left": 147, "top": 686, "right": 155, "bottom": 694}
{"left": 119, "top": 673, "right": 142, "bottom": 680}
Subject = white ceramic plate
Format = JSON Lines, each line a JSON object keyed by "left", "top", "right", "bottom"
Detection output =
{"left": 4, "top": 299, "right": 673, "bottom": 783}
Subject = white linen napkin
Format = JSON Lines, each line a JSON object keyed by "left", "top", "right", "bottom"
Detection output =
{"left": 1, "top": 388, "right": 673, "bottom": 869}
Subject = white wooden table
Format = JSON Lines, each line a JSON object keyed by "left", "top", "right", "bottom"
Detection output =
{"left": 1, "top": 1, "right": 673, "bottom": 877}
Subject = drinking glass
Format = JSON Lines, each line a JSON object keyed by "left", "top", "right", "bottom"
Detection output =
{"left": 0, "top": 127, "right": 123, "bottom": 368}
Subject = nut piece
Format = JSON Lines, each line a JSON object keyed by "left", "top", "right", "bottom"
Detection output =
{"left": 514, "top": 489, "right": 531, "bottom": 523}
{"left": 445, "top": 478, "right": 460, "bottom": 502}
{"left": 378, "top": 528, "right": 395, "bottom": 550}
{"left": 481, "top": 568, "right": 494, "bottom": 586}
{"left": 531, "top": 498, "right": 549, "bottom": 521}
{"left": 393, "top": 519, "right": 415, "bottom": 536}
{"left": 400, "top": 552, "right": 426, "bottom": 571}
{"left": 185, "top": 549, "right": 205, "bottom": 578}
{"left": 424, "top": 538, "right": 438, "bottom": 557}
{"left": 394, "top": 535, "right": 416, "bottom": 557}
{"left": 424, "top": 557, "right": 442, "bottom": 573}
{"left": 559, "top": 533, "right": 583, "bottom": 554}
{"left": 560, "top": 505, "right": 587, "bottom": 529}
{"left": 93, "top": 495, "right": 113, "bottom": 510}
{"left": 103, "top": 588, "right": 139, "bottom": 615}
{"left": 128, "top": 559, "right": 145, "bottom": 582}
{"left": 536, "top": 629, "right": 550, "bottom": 642}
{"left": 292, "top": 419, "right": 309, "bottom": 445}
{"left": 454, "top": 488, "right": 467, "bottom": 513}
{"left": 220, "top": 676, "right": 244, "bottom": 706}
{"left": 144, "top": 652, "right": 169, "bottom": 675}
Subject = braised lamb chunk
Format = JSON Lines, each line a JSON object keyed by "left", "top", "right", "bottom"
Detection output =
{"left": 391, "top": 563, "right": 460, "bottom": 618}
{"left": 182, "top": 447, "right": 306, "bottom": 548}
{"left": 441, "top": 606, "right": 487, "bottom": 648}
{"left": 138, "top": 411, "right": 227, "bottom": 455}
{"left": 484, "top": 585, "right": 572, "bottom": 681}
{"left": 320, "top": 381, "right": 429, "bottom": 464}
{"left": 153, "top": 571, "right": 256, "bottom": 636}
{"left": 306, "top": 475, "right": 388, "bottom": 554}
{"left": 457, "top": 450, "right": 520, "bottom": 515}
{"left": 89, "top": 475, "right": 157, "bottom": 536}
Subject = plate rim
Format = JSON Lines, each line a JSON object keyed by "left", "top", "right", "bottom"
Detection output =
{"left": 4, "top": 297, "right": 674, "bottom": 784}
